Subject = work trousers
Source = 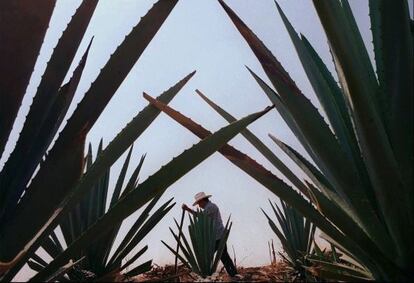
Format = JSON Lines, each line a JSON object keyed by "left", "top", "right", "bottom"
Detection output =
{"left": 215, "top": 240, "right": 237, "bottom": 277}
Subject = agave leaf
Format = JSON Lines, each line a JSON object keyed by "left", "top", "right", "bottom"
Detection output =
{"left": 306, "top": 183, "right": 389, "bottom": 279}
{"left": 300, "top": 36, "right": 377, "bottom": 210}
{"left": 120, "top": 154, "right": 147, "bottom": 198}
{"left": 275, "top": 2, "right": 367, "bottom": 191}
{"left": 174, "top": 212, "right": 186, "bottom": 273}
{"left": 262, "top": 208, "right": 292, "bottom": 257}
{"left": 0, "top": 72, "right": 194, "bottom": 280}
{"left": 168, "top": 227, "right": 199, "bottom": 273}
{"left": 300, "top": 35, "right": 360, "bottom": 165}
{"left": 44, "top": 256, "right": 85, "bottom": 283}
{"left": 267, "top": 134, "right": 362, "bottom": 227}
{"left": 124, "top": 259, "right": 152, "bottom": 278}
{"left": 307, "top": 258, "right": 372, "bottom": 281}
{"left": 306, "top": 267, "right": 371, "bottom": 282}
{"left": 0, "top": 0, "right": 55, "bottom": 157}
{"left": 246, "top": 67, "right": 332, "bottom": 198}
{"left": 28, "top": 105, "right": 270, "bottom": 281}
{"left": 0, "top": 1, "right": 97, "bottom": 219}
{"left": 109, "top": 145, "right": 134, "bottom": 207}
{"left": 248, "top": 68, "right": 380, "bottom": 229}
{"left": 107, "top": 188, "right": 159, "bottom": 267}
{"left": 119, "top": 245, "right": 148, "bottom": 273}
{"left": 188, "top": 215, "right": 201, "bottom": 274}
{"left": 6, "top": 0, "right": 181, "bottom": 249}
{"left": 195, "top": 89, "right": 308, "bottom": 195}
{"left": 269, "top": 202, "right": 290, "bottom": 246}
{"left": 172, "top": 220, "right": 200, "bottom": 274}
{"left": 102, "top": 154, "right": 148, "bottom": 264}
{"left": 0, "top": 122, "right": 86, "bottom": 276}
{"left": 59, "top": 0, "right": 179, "bottom": 142}
{"left": 29, "top": 254, "right": 48, "bottom": 270}
{"left": 144, "top": 93, "right": 399, "bottom": 277}
{"left": 86, "top": 142, "right": 109, "bottom": 231}
{"left": 168, "top": 211, "right": 220, "bottom": 277}
{"left": 49, "top": 231, "right": 64, "bottom": 256}
{"left": 40, "top": 235, "right": 63, "bottom": 259}
{"left": 21, "top": 1, "right": 177, "bottom": 266}
{"left": 1, "top": 41, "right": 93, "bottom": 224}
{"left": 220, "top": 2, "right": 392, "bottom": 249}
{"left": 0, "top": 36, "right": 93, "bottom": 279}
{"left": 83, "top": 143, "right": 111, "bottom": 270}
{"left": 27, "top": 260, "right": 46, "bottom": 273}
{"left": 162, "top": 240, "right": 192, "bottom": 270}
{"left": 108, "top": 200, "right": 175, "bottom": 268}
{"left": 369, "top": 0, "right": 413, "bottom": 220}
{"left": 275, "top": 3, "right": 347, "bottom": 142}
{"left": 313, "top": 0, "right": 410, "bottom": 261}
{"left": 170, "top": 225, "right": 195, "bottom": 266}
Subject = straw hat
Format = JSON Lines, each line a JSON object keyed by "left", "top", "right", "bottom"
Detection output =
{"left": 193, "top": 192, "right": 212, "bottom": 206}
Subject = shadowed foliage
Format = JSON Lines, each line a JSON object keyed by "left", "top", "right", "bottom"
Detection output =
{"left": 262, "top": 200, "right": 315, "bottom": 279}
{"left": 163, "top": 211, "right": 232, "bottom": 278}
{"left": 28, "top": 144, "right": 175, "bottom": 281}
{"left": 214, "top": 0, "right": 413, "bottom": 280}
{"left": 0, "top": 0, "right": 184, "bottom": 279}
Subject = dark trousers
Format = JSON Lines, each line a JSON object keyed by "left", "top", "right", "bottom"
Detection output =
{"left": 215, "top": 240, "right": 237, "bottom": 276}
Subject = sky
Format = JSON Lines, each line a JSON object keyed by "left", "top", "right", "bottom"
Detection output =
{"left": 3, "top": 0, "right": 412, "bottom": 280}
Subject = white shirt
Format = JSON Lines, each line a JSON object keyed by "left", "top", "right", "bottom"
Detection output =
{"left": 203, "top": 201, "right": 225, "bottom": 240}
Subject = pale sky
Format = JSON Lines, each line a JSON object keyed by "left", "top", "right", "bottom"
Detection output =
{"left": 3, "top": 0, "right": 412, "bottom": 280}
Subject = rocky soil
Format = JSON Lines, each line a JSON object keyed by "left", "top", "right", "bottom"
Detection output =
{"left": 132, "top": 261, "right": 295, "bottom": 282}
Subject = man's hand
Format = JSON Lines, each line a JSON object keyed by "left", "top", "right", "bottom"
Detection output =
{"left": 182, "top": 203, "right": 195, "bottom": 215}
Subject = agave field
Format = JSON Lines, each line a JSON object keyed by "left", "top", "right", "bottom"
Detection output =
{"left": 0, "top": 0, "right": 412, "bottom": 282}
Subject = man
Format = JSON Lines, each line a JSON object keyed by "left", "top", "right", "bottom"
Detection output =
{"left": 182, "top": 192, "right": 238, "bottom": 277}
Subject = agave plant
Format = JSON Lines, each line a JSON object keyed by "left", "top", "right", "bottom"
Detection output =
{"left": 262, "top": 199, "right": 315, "bottom": 279}
{"left": 162, "top": 210, "right": 232, "bottom": 278}
{"left": 199, "top": 0, "right": 411, "bottom": 281}
{"left": 1, "top": 1, "right": 271, "bottom": 280}
{"left": 147, "top": 70, "right": 378, "bottom": 282}
{"left": 27, "top": 143, "right": 175, "bottom": 281}
{"left": 0, "top": 1, "right": 181, "bottom": 279}
{"left": 304, "top": 242, "right": 372, "bottom": 282}
{"left": 27, "top": 105, "right": 270, "bottom": 282}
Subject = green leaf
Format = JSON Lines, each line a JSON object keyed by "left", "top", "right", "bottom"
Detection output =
{"left": 267, "top": 134, "right": 361, "bottom": 226}
{"left": 220, "top": 2, "right": 388, "bottom": 244}
{"left": 307, "top": 258, "right": 373, "bottom": 281}
{"left": 44, "top": 256, "right": 86, "bottom": 283}
{"left": 119, "top": 245, "right": 148, "bottom": 273}
{"left": 124, "top": 260, "right": 152, "bottom": 278}
{"left": 276, "top": 2, "right": 368, "bottom": 195}
{"left": 162, "top": 240, "right": 192, "bottom": 271}
{"left": 0, "top": 39, "right": 93, "bottom": 226}
{"left": 195, "top": 89, "right": 308, "bottom": 195}
{"left": 246, "top": 67, "right": 315, "bottom": 162}
{"left": 27, "top": 260, "right": 45, "bottom": 273}
{"left": 313, "top": 0, "right": 410, "bottom": 261}
{"left": 107, "top": 191, "right": 161, "bottom": 267}
{"left": 109, "top": 145, "right": 134, "bottom": 207}
{"left": 0, "top": 0, "right": 55, "bottom": 157}
{"left": 0, "top": 71, "right": 194, "bottom": 280}
{"left": 172, "top": 220, "right": 200, "bottom": 274}
{"left": 300, "top": 36, "right": 377, "bottom": 212}
{"left": 146, "top": 91, "right": 397, "bottom": 279}
{"left": 369, "top": 0, "right": 413, "bottom": 230}
{"left": 108, "top": 200, "right": 175, "bottom": 268}
{"left": 28, "top": 104, "right": 270, "bottom": 281}
{"left": 0, "top": 1, "right": 97, "bottom": 219}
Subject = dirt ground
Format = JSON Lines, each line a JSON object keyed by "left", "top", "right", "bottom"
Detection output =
{"left": 132, "top": 261, "right": 294, "bottom": 282}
